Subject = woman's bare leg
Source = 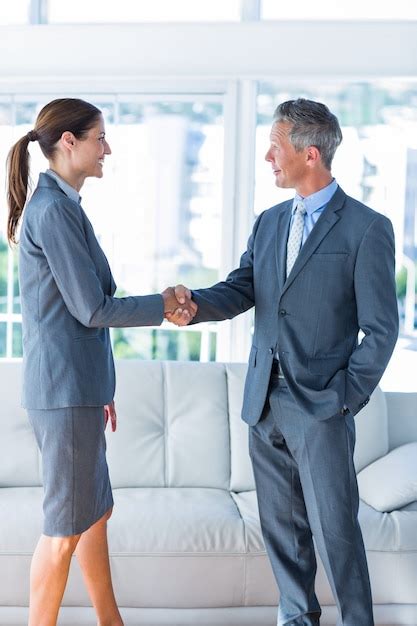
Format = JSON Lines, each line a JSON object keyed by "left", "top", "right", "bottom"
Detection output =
{"left": 29, "top": 533, "right": 81, "bottom": 626}
{"left": 75, "top": 508, "right": 123, "bottom": 626}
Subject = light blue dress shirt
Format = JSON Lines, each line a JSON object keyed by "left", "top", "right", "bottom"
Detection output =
{"left": 291, "top": 178, "right": 338, "bottom": 246}
{"left": 45, "top": 169, "right": 81, "bottom": 205}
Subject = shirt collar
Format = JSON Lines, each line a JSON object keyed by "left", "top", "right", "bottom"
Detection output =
{"left": 45, "top": 169, "right": 81, "bottom": 205}
{"left": 292, "top": 178, "right": 338, "bottom": 216}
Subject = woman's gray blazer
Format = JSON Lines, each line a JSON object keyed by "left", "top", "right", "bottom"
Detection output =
{"left": 19, "top": 173, "right": 164, "bottom": 409}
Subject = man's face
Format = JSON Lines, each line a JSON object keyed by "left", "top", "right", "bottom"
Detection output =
{"left": 265, "top": 121, "right": 308, "bottom": 189}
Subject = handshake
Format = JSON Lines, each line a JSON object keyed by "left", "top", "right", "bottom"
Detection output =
{"left": 161, "top": 285, "right": 197, "bottom": 327}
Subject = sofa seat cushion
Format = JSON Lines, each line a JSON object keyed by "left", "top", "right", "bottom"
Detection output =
{"left": 234, "top": 491, "right": 417, "bottom": 605}
{"left": 357, "top": 442, "right": 417, "bottom": 512}
{"left": 103, "top": 487, "right": 278, "bottom": 608}
{"left": 110, "top": 487, "right": 263, "bottom": 554}
{"left": 1, "top": 486, "right": 417, "bottom": 607}
{"left": 0, "top": 487, "right": 43, "bottom": 553}
{"left": 233, "top": 489, "right": 417, "bottom": 554}
{"left": 2, "top": 486, "right": 415, "bottom": 557}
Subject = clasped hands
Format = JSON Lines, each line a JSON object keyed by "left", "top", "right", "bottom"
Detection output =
{"left": 161, "top": 285, "right": 196, "bottom": 327}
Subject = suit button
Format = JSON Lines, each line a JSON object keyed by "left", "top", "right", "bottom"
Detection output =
{"left": 279, "top": 309, "right": 287, "bottom": 316}
{"left": 268, "top": 348, "right": 274, "bottom": 355}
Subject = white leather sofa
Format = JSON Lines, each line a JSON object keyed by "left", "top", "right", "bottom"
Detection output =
{"left": 0, "top": 359, "right": 416, "bottom": 626}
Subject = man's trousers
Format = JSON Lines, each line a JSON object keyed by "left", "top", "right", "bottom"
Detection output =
{"left": 248, "top": 374, "right": 374, "bottom": 626}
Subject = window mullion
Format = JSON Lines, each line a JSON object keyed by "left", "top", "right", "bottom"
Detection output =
{"left": 229, "top": 79, "right": 258, "bottom": 363}
{"left": 29, "top": 0, "right": 48, "bottom": 24}
{"left": 217, "top": 79, "right": 258, "bottom": 363}
{"left": 241, "top": 0, "right": 261, "bottom": 21}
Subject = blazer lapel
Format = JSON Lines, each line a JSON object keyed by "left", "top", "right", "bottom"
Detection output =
{"left": 275, "top": 200, "right": 293, "bottom": 292}
{"left": 281, "top": 187, "right": 346, "bottom": 297}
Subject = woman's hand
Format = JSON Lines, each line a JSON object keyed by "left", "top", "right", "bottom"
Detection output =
{"left": 161, "top": 286, "right": 197, "bottom": 326}
{"left": 104, "top": 400, "right": 117, "bottom": 432}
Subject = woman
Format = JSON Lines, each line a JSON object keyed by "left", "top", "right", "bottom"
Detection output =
{"left": 6, "top": 98, "right": 195, "bottom": 626}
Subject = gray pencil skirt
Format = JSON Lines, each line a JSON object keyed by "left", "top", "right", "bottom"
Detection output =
{"left": 27, "top": 406, "right": 114, "bottom": 537}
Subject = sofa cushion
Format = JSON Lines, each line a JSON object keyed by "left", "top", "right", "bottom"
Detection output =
{"left": 231, "top": 491, "right": 264, "bottom": 552}
{"left": 226, "top": 365, "right": 255, "bottom": 492}
{"left": 400, "top": 501, "right": 417, "bottom": 511}
{"left": 0, "top": 362, "right": 41, "bottom": 488}
{"left": 106, "top": 361, "right": 165, "bottom": 488}
{"left": 232, "top": 491, "right": 417, "bottom": 605}
{"left": 357, "top": 442, "right": 417, "bottom": 512}
{"left": 0, "top": 485, "right": 278, "bottom": 608}
{"left": 1, "top": 486, "right": 417, "bottom": 608}
{"left": 101, "top": 487, "right": 277, "bottom": 608}
{"left": 108, "top": 361, "right": 231, "bottom": 489}
{"left": 0, "top": 487, "right": 43, "bottom": 606}
{"left": 0, "top": 487, "right": 43, "bottom": 553}
{"left": 109, "top": 487, "right": 248, "bottom": 553}
{"left": 359, "top": 498, "right": 417, "bottom": 551}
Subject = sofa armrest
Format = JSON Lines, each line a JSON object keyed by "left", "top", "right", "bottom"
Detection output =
{"left": 385, "top": 392, "right": 417, "bottom": 452}
{"left": 357, "top": 442, "right": 417, "bottom": 512}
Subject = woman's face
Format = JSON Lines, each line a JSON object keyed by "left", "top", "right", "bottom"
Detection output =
{"left": 73, "top": 114, "right": 111, "bottom": 180}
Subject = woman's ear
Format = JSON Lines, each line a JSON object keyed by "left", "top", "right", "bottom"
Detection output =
{"left": 60, "top": 131, "right": 76, "bottom": 152}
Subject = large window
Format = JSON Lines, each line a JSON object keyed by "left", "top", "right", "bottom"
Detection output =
{"left": 0, "top": 0, "right": 30, "bottom": 25}
{"left": 4, "top": 1, "right": 417, "bottom": 25}
{"left": 0, "top": 0, "right": 242, "bottom": 25}
{"left": 262, "top": 0, "right": 417, "bottom": 20}
{"left": 255, "top": 80, "right": 417, "bottom": 334}
{"left": 0, "top": 15, "right": 416, "bottom": 370}
{"left": 1, "top": 81, "right": 416, "bottom": 360}
{"left": 48, "top": 0, "right": 241, "bottom": 23}
{"left": 0, "top": 95, "right": 225, "bottom": 360}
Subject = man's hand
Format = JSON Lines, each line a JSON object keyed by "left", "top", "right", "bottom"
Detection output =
{"left": 162, "top": 285, "right": 197, "bottom": 327}
{"left": 104, "top": 400, "right": 117, "bottom": 432}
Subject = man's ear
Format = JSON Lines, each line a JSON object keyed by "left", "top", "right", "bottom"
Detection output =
{"left": 306, "top": 145, "right": 321, "bottom": 166}
{"left": 61, "top": 131, "right": 76, "bottom": 151}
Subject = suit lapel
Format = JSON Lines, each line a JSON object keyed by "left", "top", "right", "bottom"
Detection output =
{"left": 275, "top": 200, "right": 293, "bottom": 292}
{"left": 280, "top": 186, "right": 346, "bottom": 297}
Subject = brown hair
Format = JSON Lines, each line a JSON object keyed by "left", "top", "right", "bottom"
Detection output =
{"left": 6, "top": 98, "right": 101, "bottom": 244}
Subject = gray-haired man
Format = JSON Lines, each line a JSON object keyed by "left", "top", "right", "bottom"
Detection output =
{"left": 167, "top": 99, "right": 399, "bottom": 625}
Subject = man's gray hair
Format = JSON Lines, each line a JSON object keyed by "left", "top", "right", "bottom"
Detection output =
{"left": 273, "top": 98, "right": 342, "bottom": 170}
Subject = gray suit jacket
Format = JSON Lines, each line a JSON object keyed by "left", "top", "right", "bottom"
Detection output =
{"left": 19, "top": 173, "right": 164, "bottom": 409}
{"left": 191, "top": 186, "right": 399, "bottom": 425}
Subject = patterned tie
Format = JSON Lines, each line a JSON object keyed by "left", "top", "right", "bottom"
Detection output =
{"left": 286, "top": 201, "right": 307, "bottom": 278}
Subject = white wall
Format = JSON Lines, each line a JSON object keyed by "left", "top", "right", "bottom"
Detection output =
{"left": 0, "top": 21, "right": 416, "bottom": 88}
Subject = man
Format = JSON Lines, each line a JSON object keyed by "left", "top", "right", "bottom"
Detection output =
{"left": 167, "top": 98, "right": 399, "bottom": 625}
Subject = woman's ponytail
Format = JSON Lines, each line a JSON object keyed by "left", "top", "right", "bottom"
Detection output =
{"left": 6, "top": 98, "right": 101, "bottom": 245}
{"left": 6, "top": 132, "right": 34, "bottom": 245}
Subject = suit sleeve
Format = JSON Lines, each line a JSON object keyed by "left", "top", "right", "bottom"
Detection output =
{"left": 344, "top": 215, "right": 399, "bottom": 414}
{"left": 190, "top": 213, "right": 262, "bottom": 323}
{"left": 38, "top": 200, "right": 164, "bottom": 328}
